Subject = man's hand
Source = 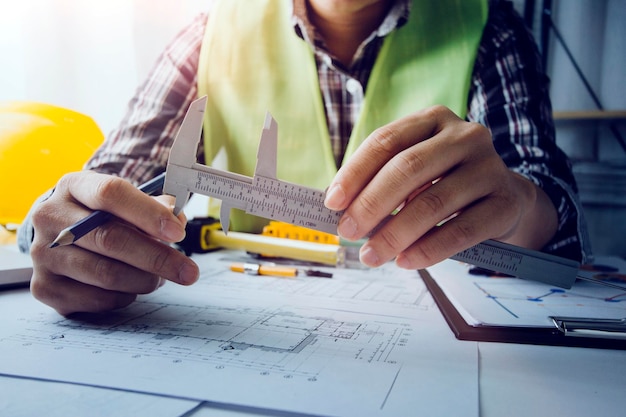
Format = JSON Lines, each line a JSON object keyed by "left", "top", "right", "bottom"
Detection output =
{"left": 29, "top": 171, "right": 199, "bottom": 316}
{"left": 325, "top": 105, "right": 558, "bottom": 269}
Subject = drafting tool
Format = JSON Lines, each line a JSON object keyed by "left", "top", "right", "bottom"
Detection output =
{"left": 164, "top": 97, "right": 626, "bottom": 291}
{"left": 163, "top": 96, "right": 342, "bottom": 236}
{"left": 451, "top": 240, "right": 626, "bottom": 290}
{"left": 450, "top": 240, "right": 579, "bottom": 288}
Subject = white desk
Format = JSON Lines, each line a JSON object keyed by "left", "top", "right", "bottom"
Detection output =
{"left": 3, "top": 339, "right": 623, "bottom": 417}
{"left": 1, "top": 249, "right": 624, "bottom": 417}
{"left": 479, "top": 342, "right": 626, "bottom": 416}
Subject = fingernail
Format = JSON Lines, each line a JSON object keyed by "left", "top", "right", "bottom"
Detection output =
{"left": 161, "top": 218, "right": 185, "bottom": 242}
{"left": 324, "top": 183, "right": 346, "bottom": 209}
{"left": 178, "top": 263, "right": 199, "bottom": 285}
{"left": 337, "top": 215, "right": 358, "bottom": 239}
{"left": 360, "top": 245, "right": 379, "bottom": 267}
{"left": 395, "top": 255, "right": 410, "bottom": 269}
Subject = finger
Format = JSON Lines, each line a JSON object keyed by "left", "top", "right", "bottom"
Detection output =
{"left": 58, "top": 172, "right": 186, "bottom": 243}
{"left": 324, "top": 106, "right": 458, "bottom": 211}
{"left": 334, "top": 113, "right": 486, "bottom": 241}
{"left": 395, "top": 194, "right": 519, "bottom": 270}
{"left": 30, "top": 272, "right": 138, "bottom": 316}
{"left": 32, "top": 191, "right": 199, "bottom": 287}
{"left": 33, "top": 242, "right": 168, "bottom": 293}
{"left": 154, "top": 194, "right": 188, "bottom": 225}
{"left": 400, "top": 180, "right": 436, "bottom": 209}
{"left": 72, "top": 219, "right": 199, "bottom": 286}
{"left": 334, "top": 143, "right": 454, "bottom": 241}
{"left": 29, "top": 201, "right": 196, "bottom": 315}
{"left": 358, "top": 158, "right": 497, "bottom": 267}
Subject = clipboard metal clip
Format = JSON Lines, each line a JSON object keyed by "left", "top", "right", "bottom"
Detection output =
{"left": 551, "top": 316, "right": 626, "bottom": 340}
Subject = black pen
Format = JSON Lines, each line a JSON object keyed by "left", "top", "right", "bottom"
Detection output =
{"left": 49, "top": 173, "right": 166, "bottom": 248}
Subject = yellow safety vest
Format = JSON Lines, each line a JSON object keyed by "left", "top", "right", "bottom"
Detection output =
{"left": 197, "top": 0, "right": 487, "bottom": 232}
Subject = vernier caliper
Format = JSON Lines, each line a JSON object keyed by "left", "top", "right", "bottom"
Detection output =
{"left": 163, "top": 96, "right": 342, "bottom": 237}
{"left": 164, "top": 97, "right": 626, "bottom": 291}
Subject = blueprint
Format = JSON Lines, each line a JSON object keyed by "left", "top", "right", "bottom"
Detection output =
{"left": 0, "top": 250, "right": 477, "bottom": 417}
{"left": 427, "top": 257, "right": 626, "bottom": 327}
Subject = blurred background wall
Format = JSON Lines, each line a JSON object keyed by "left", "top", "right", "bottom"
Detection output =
{"left": 547, "top": 0, "right": 626, "bottom": 258}
{"left": 0, "top": 0, "right": 209, "bottom": 136}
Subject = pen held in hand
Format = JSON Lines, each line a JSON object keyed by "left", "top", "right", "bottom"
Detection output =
{"left": 49, "top": 173, "right": 166, "bottom": 248}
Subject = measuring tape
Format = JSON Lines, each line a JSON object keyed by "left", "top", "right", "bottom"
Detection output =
{"left": 262, "top": 221, "right": 341, "bottom": 245}
{"left": 164, "top": 96, "right": 623, "bottom": 291}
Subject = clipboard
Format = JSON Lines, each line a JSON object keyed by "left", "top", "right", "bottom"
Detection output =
{"left": 420, "top": 261, "right": 626, "bottom": 350}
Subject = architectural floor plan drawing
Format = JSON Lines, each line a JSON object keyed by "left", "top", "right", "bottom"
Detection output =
{"left": 0, "top": 250, "right": 478, "bottom": 417}
{"left": 13, "top": 301, "right": 415, "bottom": 380}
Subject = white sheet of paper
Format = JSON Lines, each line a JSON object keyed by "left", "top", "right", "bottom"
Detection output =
{"left": 427, "top": 258, "right": 626, "bottom": 327}
{"left": 0, "top": 375, "right": 200, "bottom": 417}
{"left": 479, "top": 342, "right": 626, "bottom": 417}
{"left": 0, "top": 244, "right": 32, "bottom": 288}
{"left": 0, "top": 250, "right": 478, "bottom": 417}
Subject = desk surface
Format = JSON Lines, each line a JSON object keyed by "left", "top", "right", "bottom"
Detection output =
{"left": 1, "top": 249, "right": 625, "bottom": 417}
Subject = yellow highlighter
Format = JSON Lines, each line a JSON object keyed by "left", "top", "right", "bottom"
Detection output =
{"left": 230, "top": 262, "right": 297, "bottom": 278}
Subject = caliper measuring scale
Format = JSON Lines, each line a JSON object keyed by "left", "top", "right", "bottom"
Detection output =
{"left": 164, "top": 96, "right": 626, "bottom": 291}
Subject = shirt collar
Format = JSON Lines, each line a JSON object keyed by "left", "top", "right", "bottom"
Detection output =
{"left": 291, "top": 0, "right": 410, "bottom": 46}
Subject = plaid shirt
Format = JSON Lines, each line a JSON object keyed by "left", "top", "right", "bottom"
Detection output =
{"left": 83, "top": 0, "right": 590, "bottom": 262}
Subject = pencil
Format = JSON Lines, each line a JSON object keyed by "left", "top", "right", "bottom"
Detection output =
{"left": 49, "top": 172, "right": 166, "bottom": 248}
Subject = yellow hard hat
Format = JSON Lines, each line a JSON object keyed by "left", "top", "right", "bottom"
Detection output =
{"left": 0, "top": 101, "right": 104, "bottom": 226}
